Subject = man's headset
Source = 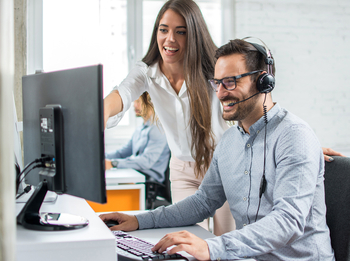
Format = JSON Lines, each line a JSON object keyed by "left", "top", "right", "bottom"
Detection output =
{"left": 242, "top": 36, "right": 275, "bottom": 94}
{"left": 238, "top": 37, "right": 275, "bottom": 223}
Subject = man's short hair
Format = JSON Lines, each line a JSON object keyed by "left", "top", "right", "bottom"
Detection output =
{"left": 215, "top": 39, "right": 276, "bottom": 81}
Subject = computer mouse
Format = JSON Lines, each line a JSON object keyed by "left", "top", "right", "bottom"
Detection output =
{"left": 103, "top": 220, "right": 119, "bottom": 228}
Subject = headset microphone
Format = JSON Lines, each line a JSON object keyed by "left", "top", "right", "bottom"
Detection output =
{"left": 227, "top": 91, "right": 261, "bottom": 106}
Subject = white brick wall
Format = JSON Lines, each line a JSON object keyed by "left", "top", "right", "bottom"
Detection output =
{"left": 231, "top": 0, "right": 350, "bottom": 154}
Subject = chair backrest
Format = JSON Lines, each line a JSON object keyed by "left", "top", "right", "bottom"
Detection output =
{"left": 162, "top": 165, "right": 171, "bottom": 203}
{"left": 324, "top": 156, "right": 350, "bottom": 261}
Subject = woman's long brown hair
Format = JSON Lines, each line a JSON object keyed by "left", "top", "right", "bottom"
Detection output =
{"left": 140, "top": 92, "right": 155, "bottom": 123}
{"left": 142, "top": 0, "right": 217, "bottom": 178}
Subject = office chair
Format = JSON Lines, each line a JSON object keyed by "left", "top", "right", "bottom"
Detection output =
{"left": 324, "top": 156, "right": 350, "bottom": 261}
{"left": 145, "top": 165, "right": 172, "bottom": 210}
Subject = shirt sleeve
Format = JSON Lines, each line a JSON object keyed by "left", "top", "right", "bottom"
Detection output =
{"left": 136, "top": 153, "right": 228, "bottom": 229}
{"left": 106, "top": 61, "right": 149, "bottom": 129}
{"left": 105, "top": 138, "right": 133, "bottom": 159}
{"left": 205, "top": 124, "right": 324, "bottom": 260}
{"left": 116, "top": 125, "right": 167, "bottom": 173}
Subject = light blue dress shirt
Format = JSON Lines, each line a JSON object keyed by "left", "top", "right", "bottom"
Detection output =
{"left": 106, "top": 120, "right": 170, "bottom": 183}
{"left": 136, "top": 103, "right": 335, "bottom": 260}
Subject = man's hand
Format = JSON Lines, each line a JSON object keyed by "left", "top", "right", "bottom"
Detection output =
{"left": 99, "top": 212, "right": 139, "bottom": 231}
{"left": 152, "top": 231, "right": 210, "bottom": 261}
{"left": 322, "top": 147, "right": 345, "bottom": 162}
{"left": 105, "top": 159, "right": 113, "bottom": 170}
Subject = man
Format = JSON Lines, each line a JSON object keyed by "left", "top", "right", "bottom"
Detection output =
{"left": 105, "top": 92, "right": 170, "bottom": 183}
{"left": 100, "top": 39, "right": 334, "bottom": 260}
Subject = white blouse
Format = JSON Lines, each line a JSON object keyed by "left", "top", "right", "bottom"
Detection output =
{"left": 107, "top": 61, "right": 228, "bottom": 162}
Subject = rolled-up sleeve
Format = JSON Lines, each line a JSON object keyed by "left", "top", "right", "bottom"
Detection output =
{"left": 106, "top": 62, "right": 149, "bottom": 129}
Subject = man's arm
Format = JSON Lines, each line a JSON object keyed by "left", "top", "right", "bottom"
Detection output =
{"left": 100, "top": 147, "right": 228, "bottom": 260}
{"left": 116, "top": 125, "right": 169, "bottom": 173}
{"left": 106, "top": 137, "right": 133, "bottom": 160}
{"left": 99, "top": 211, "right": 211, "bottom": 260}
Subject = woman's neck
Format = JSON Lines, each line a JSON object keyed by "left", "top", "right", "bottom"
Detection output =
{"left": 159, "top": 60, "right": 185, "bottom": 94}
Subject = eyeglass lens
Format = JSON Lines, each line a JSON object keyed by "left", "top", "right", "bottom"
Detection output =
{"left": 210, "top": 78, "right": 236, "bottom": 91}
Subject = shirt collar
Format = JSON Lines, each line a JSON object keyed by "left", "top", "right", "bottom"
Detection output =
{"left": 146, "top": 62, "right": 187, "bottom": 97}
{"left": 236, "top": 103, "right": 281, "bottom": 135}
{"left": 146, "top": 62, "right": 163, "bottom": 79}
{"left": 142, "top": 119, "right": 151, "bottom": 129}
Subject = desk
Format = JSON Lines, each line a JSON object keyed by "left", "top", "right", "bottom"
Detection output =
{"left": 16, "top": 194, "right": 116, "bottom": 261}
{"left": 16, "top": 198, "right": 254, "bottom": 261}
{"left": 87, "top": 168, "right": 146, "bottom": 212}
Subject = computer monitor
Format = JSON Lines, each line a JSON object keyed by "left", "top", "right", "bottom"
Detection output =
{"left": 17, "top": 65, "right": 106, "bottom": 231}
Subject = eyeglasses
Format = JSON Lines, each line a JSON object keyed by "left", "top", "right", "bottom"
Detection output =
{"left": 208, "top": 70, "right": 262, "bottom": 92}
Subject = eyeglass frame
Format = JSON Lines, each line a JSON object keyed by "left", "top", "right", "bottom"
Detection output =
{"left": 208, "top": 70, "right": 262, "bottom": 92}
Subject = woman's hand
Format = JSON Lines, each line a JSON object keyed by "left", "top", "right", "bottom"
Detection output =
{"left": 322, "top": 147, "right": 345, "bottom": 162}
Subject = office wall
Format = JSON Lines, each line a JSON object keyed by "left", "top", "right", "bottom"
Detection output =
{"left": 233, "top": 0, "right": 350, "bottom": 152}
{"left": 0, "top": 0, "right": 16, "bottom": 260}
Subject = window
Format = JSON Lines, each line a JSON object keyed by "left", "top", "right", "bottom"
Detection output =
{"left": 28, "top": 0, "right": 230, "bottom": 148}
{"left": 142, "top": 0, "right": 222, "bottom": 55}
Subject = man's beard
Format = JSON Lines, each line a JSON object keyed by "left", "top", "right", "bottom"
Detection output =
{"left": 222, "top": 84, "right": 260, "bottom": 122}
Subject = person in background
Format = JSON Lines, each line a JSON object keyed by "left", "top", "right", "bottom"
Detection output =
{"left": 105, "top": 92, "right": 170, "bottom": 184}
{"left": 100, "top": 38, "right": 335, "bottom": 261}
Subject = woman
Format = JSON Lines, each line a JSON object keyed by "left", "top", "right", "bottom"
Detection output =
{"left": 104, "top": 0, "right": 234, "bottom": 235}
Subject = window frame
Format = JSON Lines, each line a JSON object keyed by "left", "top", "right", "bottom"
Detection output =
{"left": 26, "top": 0, "right": 234, "bottom": 144}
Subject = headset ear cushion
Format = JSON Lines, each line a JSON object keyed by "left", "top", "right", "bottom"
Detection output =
{"left": 256, "top": 73, "right": 275, "bottom": 93}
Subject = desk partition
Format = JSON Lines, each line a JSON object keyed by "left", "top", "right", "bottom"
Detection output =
{"left": 87, "top": 168, "right": 146, "bottom": 212}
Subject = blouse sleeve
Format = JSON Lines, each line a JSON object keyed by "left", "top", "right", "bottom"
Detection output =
{"left": 106, "top": 61, "right": 149, "bottom": 129}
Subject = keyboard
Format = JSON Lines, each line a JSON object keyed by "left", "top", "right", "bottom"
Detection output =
{"left": 113, "top": 230, "right": 188, "bottom": 261}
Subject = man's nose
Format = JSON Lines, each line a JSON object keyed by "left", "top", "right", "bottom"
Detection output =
{"left": 216, "top": 83, "right": 228, "bottom": 99}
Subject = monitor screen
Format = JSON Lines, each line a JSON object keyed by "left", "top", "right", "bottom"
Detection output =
{"left": 18, "top": 65, "right": 106, "bottom": 230}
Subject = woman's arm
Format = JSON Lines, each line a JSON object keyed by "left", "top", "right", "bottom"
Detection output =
{"left": 104, "top": 90, "right": 123, "bottom": 128}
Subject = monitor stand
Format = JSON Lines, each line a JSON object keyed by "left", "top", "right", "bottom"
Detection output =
{"left": 16, "top": 181, "right": 89, "bottom": 231}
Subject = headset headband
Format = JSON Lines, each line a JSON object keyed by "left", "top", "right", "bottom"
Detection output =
{"left": 241, "top": 36, "right": 274, "bottom": 75}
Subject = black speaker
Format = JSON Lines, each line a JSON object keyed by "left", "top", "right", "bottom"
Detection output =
{"left": 256, "top": 73, "right": 275, "bottom": 93}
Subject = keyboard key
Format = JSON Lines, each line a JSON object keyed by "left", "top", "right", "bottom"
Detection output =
{"left": 113, "top": 231, "right": 188, "bottom": 261}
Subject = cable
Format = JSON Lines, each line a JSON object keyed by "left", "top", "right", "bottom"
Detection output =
{"left": 255, "top": 93, "right": 268, "bottom": 222}
{"left": 16, "top": 185, "right": 32, "bottom": 200}
{"left": 16, "top": 156, "right": 52, "bottom": 194}
{"left": 18, "top": 162, "right": 46, "bottom": 186}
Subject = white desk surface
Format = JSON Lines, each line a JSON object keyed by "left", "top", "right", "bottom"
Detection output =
{"left": 16, "top": 194, "right": 116, "bottom": 261}
{"left": 105, "top": 168, "right": 145, "bottom": 185}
